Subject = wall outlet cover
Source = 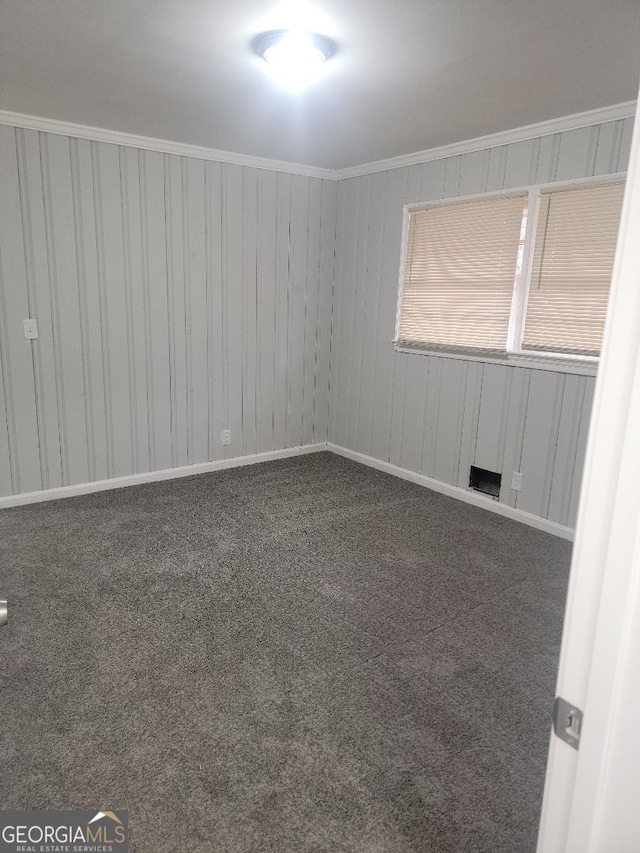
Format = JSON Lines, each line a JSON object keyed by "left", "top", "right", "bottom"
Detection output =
{"left": 511, "top": 471, "right": 524, "bottom": 492}
{"left": 221, "top": 429, "right": 231, "bottom": 446}
{"left": 23, "top": 318, "right": 39, "bottom": 340}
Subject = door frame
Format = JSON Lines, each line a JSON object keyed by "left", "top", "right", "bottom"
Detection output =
{"left": 537, "top": 87, "right": 640, "bottom": 851}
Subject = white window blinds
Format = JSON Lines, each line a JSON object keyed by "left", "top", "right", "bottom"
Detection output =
{"left": 397, "top": 194, "right": 526, "bottom": 352}
{"left": 523, "top": 181, "right": 625, "bottom": 356}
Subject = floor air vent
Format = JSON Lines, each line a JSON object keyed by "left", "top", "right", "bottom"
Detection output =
{"left": 469, "top": 466, "right": 501, "bottom": 499}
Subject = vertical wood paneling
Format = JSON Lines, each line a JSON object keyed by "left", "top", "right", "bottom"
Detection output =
{"left": 287, "top": 175, "right": 309, "bottom": 449}
{"left": 69, "top": 138, "right": 97, "bottom": 482}
{"left": 164, "top": 153, "right": 188, "bottom": 467}
{"left": 331, "top": 177, "right": 359, "bottom": 449}
{"left": 314, "top": 179, "right": 337, "bottom": 443}
{"left": 273, "top": 171, "right": 291, "bottom": 451}
{"left": 348, "top": 174, "right": 371, "bottom": 450}
{"left": 486, "top": 145, "right": 508, "bottom": 192}
{"left": 220, "top": 163, "right": 243, "bottom": 457}
{"left": 457, "top": 360, "right": 484, "bottom": 489}
{"left": 567, "top": 377, "right": 596, "bottom": 527}
{"left": 74, "top": 138, "right": 108, "bottom": 481}
{"left": 42, "top": 133, "right": 89, "bottom": 485}
{"left": 389, "top": 165, "right": 422, "bottom": 465}
{"left": 345, "top": 175, "right": 367, "bottom": 450}
{"left": 498, "top": 368, "right": 530, "bottom": 507}
{"left": 503, "top": 139, "right": 536, "bottom": 188}
{"left": 93, "top": 140, "right": 130, "bottom": 478}
{"left": 474, "top": 363, "right": 510, "bottom": 473}
{"left": 417, "top": 159, "right": 446, "bottom": 201}
{"left": 15, "top": 129, "right": 48, "bottom": 489}
{"left": 329, "top": 115, "right": 627, "bottom": 527}
{"left": 0, "top": 127, "right": 333, "bottom": 498}
{"left": 399, "top": 354, "right": 429, "bottom": 473}
{"left": 387, "top": 349, "right": 408, "bottom": 466}
{"left": 0, "top": 111, "right": 628, "bottom": 518}
{"left": 443, "top": 156, "right": 462, "bottom": 198}
{"left": 0, "top": 126, "right": 40, "bottom": 494}
{"left": 0, "top": 361, "right": 11, "bottom": 496}
{"left": 185, "top": 157, "right": 208, "bottom": 464}
{"left": 458, "top": 150, "right": 488, "bottom": 196}
{"left": 534, "top": 134, "right": 561, "bottom": 184}
{"left": 141, "top": 150, "right": 172, "bottom": 471}
{"left": 242, "top": 167, "right": 258, "bottom": 456}
{"left": 354, "top": 172, "right": 386, "bottom": 456}
{"left": 432, "top": 358, "right": 466, "bottom": 486}
{"left": 301, "top": 178, "right": 322, "bottom": 447}
{"left": 328, "top": 179, "right": 347, "bottom": 444}
{"left": 420, "top": 356, "right": 440, "bottom": 478}
{"left": 119, "top": 146, "right": 149, "bottom": 474}
{"left": 204, "top": 159, "right": 224, "bottom": 461}
{"left": 548, "top": 375, "right": 586, "bottom": 526}
{"left": 255, "top": 169, "right": 277, "bottom": 453}
{"left": 555, "top": 127, "right": 594, "bottom": 181}
{"left": 619, "top": 117, "right": 634, "bottom": 172}
{"left": 593, "top": 122, "right": 618, "bottom": 176}
{"left": 515, "top": 371, "right": 564, "bottom": 517}
{"left": 20, "top": 129, "right": 64, "bottom": 489}
{"left": 369, "top": 168, "right": 408, "bottom": 462}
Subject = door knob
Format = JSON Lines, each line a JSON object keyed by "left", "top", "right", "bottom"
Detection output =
{"left": 0, "top": 600, "right": 7, "bottom": 628}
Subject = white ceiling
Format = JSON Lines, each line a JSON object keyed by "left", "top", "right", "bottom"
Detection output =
{"left": 1, "top": 0, "right": 639, "bottom": 170}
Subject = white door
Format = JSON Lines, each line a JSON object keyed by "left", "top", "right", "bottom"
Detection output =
{"left": 537, "top": 84, "right": 640, "bottom": 852}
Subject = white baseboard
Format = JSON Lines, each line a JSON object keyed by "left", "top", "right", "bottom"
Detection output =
{"left": 0, "top": 443, "right": 327, "bottom": 509}
{"left": 326, "top": 443, "right": 574, "bottom": 541}
{"left": 0, "top": 440, "right": 574, "bottom": 539}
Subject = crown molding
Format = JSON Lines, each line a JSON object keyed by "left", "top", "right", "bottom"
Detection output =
{"left": 0, "top": 109, "right": 339, "bottom": 180}
{"left": 335, "top": 100, "right": 637, "bottom": 179}
{"left": 0, "top": 101, "right": 635, "bottom": 182}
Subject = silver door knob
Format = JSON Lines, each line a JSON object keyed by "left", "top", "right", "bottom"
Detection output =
{"left": 0, "top": 600, "right": 7, "bottom": 628}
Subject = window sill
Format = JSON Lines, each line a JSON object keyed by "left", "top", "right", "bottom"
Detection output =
{"left": 393, "top": 344, "right": 598, "bottom": 377}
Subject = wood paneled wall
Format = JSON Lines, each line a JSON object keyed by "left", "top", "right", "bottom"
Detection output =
{"left": 0, "top": 113, "right": 633, "bottom": 526}
{"left": 328, "top": 117, "right": 634, "bottom": 527}
{"left": 0, "top": 127, "right": 336, "bottom": 497}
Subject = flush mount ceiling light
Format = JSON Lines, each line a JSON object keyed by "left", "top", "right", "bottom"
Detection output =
{"left": 253, "top": 29, "right": 337, "bottom": 90}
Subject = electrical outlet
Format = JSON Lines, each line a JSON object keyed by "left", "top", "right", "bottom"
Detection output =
{"left": 23, "top": 318, "right": 39, "bottom": 340}
{"left": 511, "top": 471, "right": 524, "bottom": 492}
{"left": 221, "top": 429, "right": 231, "bottom": 446}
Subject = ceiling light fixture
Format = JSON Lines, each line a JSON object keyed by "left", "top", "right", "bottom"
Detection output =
{"left": 253, "top": 29, "right": 337, "bottom": 90}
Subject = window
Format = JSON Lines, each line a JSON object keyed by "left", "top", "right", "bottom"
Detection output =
{"left": 396, "top": 179, "right": 625, "bottom": 366}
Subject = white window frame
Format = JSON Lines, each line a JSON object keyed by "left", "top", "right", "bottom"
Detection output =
{"left": 394, "top": 172, "right": 627, "bottom": 376}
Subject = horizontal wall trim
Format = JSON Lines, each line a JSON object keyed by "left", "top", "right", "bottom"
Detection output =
{"left": 0, "top": 110, "right": 338, "bottom": 180}
{"left": 327, "top": 443, "right": 574, "bottom": 540}
{"left": 0, "top": 438, "right": 573, "bottom": 539}
{"left": 0, "top": 444, "right": 326, "bottom": 509}
{"left": 336, "top": 101, "right": 637, "bottom": 179}
{"left": 0, "top": 101, "right": 635, "bottom": 182}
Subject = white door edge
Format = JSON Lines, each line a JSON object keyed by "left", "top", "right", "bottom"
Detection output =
{"left": 537, "top": 84, "right": 640, "bottom": 852}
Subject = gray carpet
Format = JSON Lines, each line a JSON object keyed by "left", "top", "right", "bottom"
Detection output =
{"left": 0, "top": 451, "right": 571, "bottom": 852}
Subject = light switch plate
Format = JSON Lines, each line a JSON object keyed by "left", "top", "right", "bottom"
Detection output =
{"left": 23, "top": 318, "right": 39, "bottom": 340}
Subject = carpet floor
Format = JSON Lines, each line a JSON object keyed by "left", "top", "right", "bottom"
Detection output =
{"left": 0, "top": 451, "right": 572, "bottom": 852}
